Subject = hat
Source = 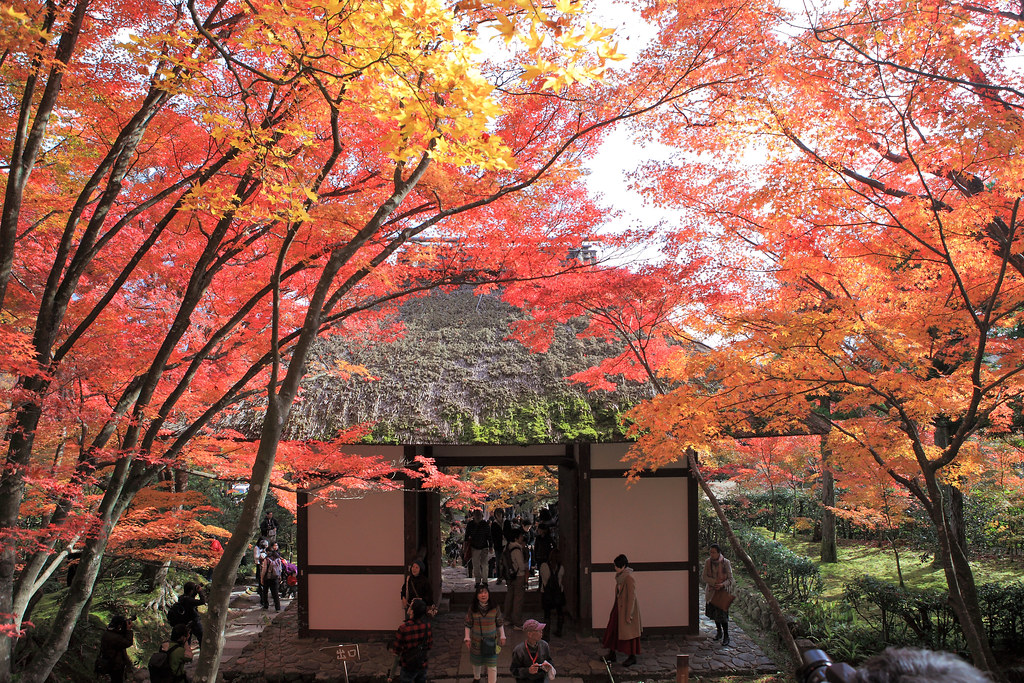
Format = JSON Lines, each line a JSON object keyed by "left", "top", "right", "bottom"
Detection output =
{"left": 522, "top": 619, "right": 546, "bottom": 632}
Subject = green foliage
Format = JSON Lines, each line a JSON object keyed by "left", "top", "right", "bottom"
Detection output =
{"left": 976, "top": 582, "right": 1024, "bottom": 651}
{"left": 723, "top": 489, "right": 816, "bottom": 537}
{"left": 790, "top": 600, "right": 876, "bottom": 664}
{"left": 699, "top": 500, "right": 821, "bottom": 601}
{"left": 842, "top": 576, "right": 1024, "bottom": 655}
{"left": 843, "top": 575, "right": 958, "bottom": 651}
{"left": 965, "top": 490, "right": 1024, "bottom": 557}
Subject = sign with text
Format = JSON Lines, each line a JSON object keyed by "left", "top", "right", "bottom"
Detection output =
{"left": 337, "top": 644, "right": 360, "bottom": 662}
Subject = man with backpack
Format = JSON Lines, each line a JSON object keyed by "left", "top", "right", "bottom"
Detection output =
{"left": 260, "top": 543, "right": 284, "bottom": 611}
{"left": 503, "top": 529, "right": 528, "bottom": 629}
{"left": 464, "top": 509, "right": 491, "bottom": 588}
{"left": 148, "top": 623, "right": 192, "bottom": 683}
{"left": 167, "top": 581, "right": 205, "bottom": 644}
{"left": 390, "top": 598, "right": 433, "bottom": 683}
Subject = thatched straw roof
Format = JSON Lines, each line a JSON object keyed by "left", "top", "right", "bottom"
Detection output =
{"left": 221, "top": 288, "right": 653, "bottom": 444}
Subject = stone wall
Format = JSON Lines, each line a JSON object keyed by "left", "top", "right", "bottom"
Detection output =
{"left": 732, "top": 583, "right": 802, "bottom": 655}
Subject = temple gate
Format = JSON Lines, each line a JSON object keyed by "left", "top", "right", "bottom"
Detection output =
{"left": 297, "top": 443, "right": 698, "bottom": 638}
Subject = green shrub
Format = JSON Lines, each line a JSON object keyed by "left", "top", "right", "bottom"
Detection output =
{"left": 699, "top": 501, "right": 821, "bottom": 600}
{"left": 842, "top": 576, "right": 1024, "bottom": 655}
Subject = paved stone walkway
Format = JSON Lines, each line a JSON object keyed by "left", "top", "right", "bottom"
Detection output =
{"left": 217, "top": 573, "right": 780, "bottom": 682}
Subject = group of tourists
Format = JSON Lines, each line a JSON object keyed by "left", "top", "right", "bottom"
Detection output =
{"left": 457, "top": 507, "right": 564, "bottom": 632}
{"left": 388, "top": 540, "right": 737, "bottom": 682}
{"left": 94, "top": 581, "right": 203, "bottom": 683}
{"left": 390, "top": 587, "right": 558, "bottom": 683}
{"left": 252, "top": 510, "right": 299, "bottom": 608}
{"left": 94, "top": 532, "right": 991, "bottom": 683}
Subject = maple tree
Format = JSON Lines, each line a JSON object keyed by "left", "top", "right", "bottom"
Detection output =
{"left": 0, "top": 0, "right": 652, "bottom": 678}
{"left": 720, "top": 437, "right": 818, "bottom": 540}
{"left": 830, "top": 455, "right": 916, "bottom": 587}
{"left": 616, "top": 0, "right": 1024, "bottom": 675}
{"left": 462, "top": 465, "right": 558, "bottom": 512}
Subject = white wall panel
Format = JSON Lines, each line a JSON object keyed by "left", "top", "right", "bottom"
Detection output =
{"left": 307, "top": 489, "right": 404, "bottom": 567}
{"left": 307, "top": 574, "right": 405, "bottom": 630}
{"left": 590, "top": 570, "right": 689, "bottom": 629}
{"left": 590, "top": 443, "right": 633, "bottom": 470}
{"left": 590, "top": 477, "right": 688, "bottom": 564}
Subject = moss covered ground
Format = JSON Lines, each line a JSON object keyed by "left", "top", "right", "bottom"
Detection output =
{"left": 767, "top": 533, "right": 1023, "bottom": 601}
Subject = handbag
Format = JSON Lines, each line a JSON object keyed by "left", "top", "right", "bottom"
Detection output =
{"left": 479, "top": 636, "right": 497, "bottom": 656}
{"left": 709, "top": 589, "right": 735, "bottom": 612}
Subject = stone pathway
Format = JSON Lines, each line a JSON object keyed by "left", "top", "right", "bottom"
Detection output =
{"left": 149, "top": 584, "right": 294, "bottom": 682}
{"left": 217, "top": 574, "right": 780, "bottom": 682}
{"left": 220, "top": 585, "right": 295, "bottom": 670}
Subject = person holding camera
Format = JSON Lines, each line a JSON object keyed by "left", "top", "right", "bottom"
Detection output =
{"left": 702, "top": 543, "right": 734, "bottom": 646}
{"left": 168, "top": 581, "right": 206, "bottom": 645}
{"left": 95, "top": 615, "right": 134, "bottom": 682}
{"left": 260, "top": 510, "right": 279, "bottom": 543}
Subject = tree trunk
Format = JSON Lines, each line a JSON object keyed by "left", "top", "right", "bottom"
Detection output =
{"left": 17, "top": 462, "right": 137, "bottom": 683}
{"left": 931, "top": 421, "right": 965, "bottom": 568}
{"left": 935, "top": 483, "right": 965, "bottom": 565}
{"left": 818, "top": 403, "right": 837, "bottom": 563}
{"left": 193, "top": 413, "right": 284, "bottom": 683}
{"left": 139, "top": 561, "right": 171, "bottom": 593}
{"left": 920, "top": 466, "right": 1001, "bottom": 678}
{"left": 819, "top": 465, "right": 837, "bottom": 563}
{"left": 890, "top": 537, "right": 904, "bottom": 588}
{"left": 686, "top": 449, "right": 802, "bottom": 665}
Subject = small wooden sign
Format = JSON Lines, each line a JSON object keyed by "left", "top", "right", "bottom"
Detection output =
{"left": 337, "top": 644, "right": 360, "bottom": 662}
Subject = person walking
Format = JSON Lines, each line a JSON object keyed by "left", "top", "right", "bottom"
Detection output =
{"left": 602, "top": 554, "right": 641, "bottom": 667}
{"left": 95, "top": 615, "right": 134, "bottom": 682}
{"left": 539, "top": 549, "right": 565, "bottom": 637}
{"left": 391, "top": 598, "right": 433, "bottom": 683}
{"left": 510, "top": 619, "right": 557, "bottom": 683}
{"left": 502, "top": 529, "right": 528, "bottom": 628}
{"left": 464, "top": 585, "right": 507, "bottom": 683}
{"left": 465, "top": 509, "right": 491, "bottom": 587}
{"left": 489, "top": 510, "right": 506, "bottom": 584}
{"left": 702, "top": 543, "right": 734, "bottom": 646}
{"left": 260, "top": 545, "right": 284, "bottom": 611}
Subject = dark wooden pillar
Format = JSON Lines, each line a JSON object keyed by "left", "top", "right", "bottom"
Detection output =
{"left": 578, "top": 444, "right": 592, "bottom": 626}
{"left": 404, "top": 446, "right": 442, "bottom": 601}
{"left": 558, "top": 445, "right": 579, "bottom": 623}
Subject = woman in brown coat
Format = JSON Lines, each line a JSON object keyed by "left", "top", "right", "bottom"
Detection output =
{"left": 702, "top": 543, "right": 734, "bottom": 646}
{"left": 602, "top": 554, "right": 641, "bottom": 667}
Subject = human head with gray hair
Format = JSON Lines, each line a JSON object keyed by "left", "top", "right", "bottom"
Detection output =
{"left": 855, "top": 647, "right": 990, "bottom": 683}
